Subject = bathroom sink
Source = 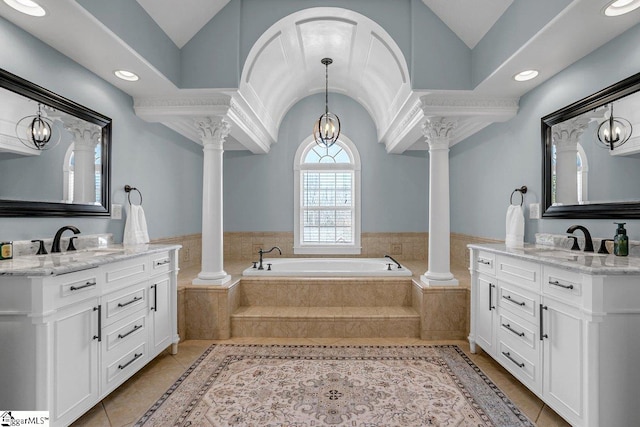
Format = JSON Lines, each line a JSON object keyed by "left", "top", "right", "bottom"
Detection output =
{"left": 522, "top": 247, "right": 607, "bottom": 261}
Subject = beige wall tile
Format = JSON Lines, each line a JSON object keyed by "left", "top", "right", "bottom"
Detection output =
{"left": 308, "top": 282, "right": 343, "bottom": 306}
{"left": 276, "top": 283, "right": 310, "bottom": 307}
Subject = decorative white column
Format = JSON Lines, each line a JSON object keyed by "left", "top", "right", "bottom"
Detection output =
{"left": 64, "top": 119, "right": 101, "bottom": 204}
{"left": 421, "top": 117, "right": 458, "bottom": 287}
{"left": 552, "top": 118, "right": 592, "bottom": 205}
{"left": 193, "top": 116, "right": 231, "bottom": 285}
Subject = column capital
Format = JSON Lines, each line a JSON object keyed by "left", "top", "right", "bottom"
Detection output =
{"left": 552, "top": 117, "right": 593, "bottom": 150}
{"left": 195, "top": 116, "right": 231, "bottom": 149}
{"left": 422, "top": 117, "right": 458, "bottom": 150}
{"left": 62, "top": 118, "right": 101, "bottom": 149}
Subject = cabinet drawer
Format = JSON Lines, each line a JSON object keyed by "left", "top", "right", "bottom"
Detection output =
{"left": 103, "top": 284, "right": 147, "bottom": 326}
{"left": 497, "top": 255, "right": 540, "bottom": 290}
{"left": 48, "top": 268, "right": 100, "bottom": 309}
{"left": 498, "top": 311, "right": 538, "bottom": 356}
{"left": 497, "top": 341, "right": 540, "bottom": 394}
{"left": 103, "top": 256, "right": 148, "bottom": 291}
{"left": 498, "top": 281, "right": 539, "bottom": 323}
{"left": 475, "top": 250, "right": 496, "bottom": 275}
{"left": 543, "top": 266, "right": 582, "bottom": 306}
{"left": 150, "top": 252, "right": 171, "bottom": 276}
{"left": 103, "top": 343, "right": 147, "bottom": 392}
{"left": 104, "top": 313, "right": 147, "bottom": 358}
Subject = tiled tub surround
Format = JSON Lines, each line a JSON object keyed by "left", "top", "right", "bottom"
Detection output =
{"left": 468, "top": 242, "right": 640, "bottom": 426}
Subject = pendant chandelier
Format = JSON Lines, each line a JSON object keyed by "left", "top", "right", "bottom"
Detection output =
{"left": 597, "top": 102, "right": 632, "bottom": 150}
{"left": 313, "top": 58, "right": 341, "bottom": 148}
{"left": 16, "top": 102, "right": 59, "bottom": 151}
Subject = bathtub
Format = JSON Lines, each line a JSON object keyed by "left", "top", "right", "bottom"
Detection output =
{"left": 241, "top": 257, "right": 412, "bottom": 277}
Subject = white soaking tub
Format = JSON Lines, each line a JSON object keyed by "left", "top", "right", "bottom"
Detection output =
{"left": 242, "top": 257, "right": 412, "bottom": 277}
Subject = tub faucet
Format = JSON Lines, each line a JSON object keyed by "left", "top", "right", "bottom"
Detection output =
{"left": 51, "top": 225, "right": 80, "bottom": 253}
{"left": 566, "top": 225, "right": 594, "bottom": 252}
{"left": 384, "top": 254, "right": 402, "bottom": 269}
{"left": 258, "top": 246, "right": 281, "bottom": 270}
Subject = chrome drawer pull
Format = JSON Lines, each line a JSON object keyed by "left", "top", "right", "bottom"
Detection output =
{"left": 503, "top": 295, "right": 526, "bottom": 307}
{"left": 154, "top": 259, "right": 170, "bottom": 267}
{"left": 477, "top": 259, "right": 491, "bottom": 265}
{"left": 117, "top": 324, "right": 142, "bottom": 339}
{"left": 70, "top": 281, "right": 96, "bottom": 291}
{"left": 549, "top": 280, "right": 574, "bottom": 290}
{"left": 502, "top": 351, "right": 525, "bottom": 368}
{"left": 117, "top": 296, "right": 142, "bottom": 308}
{"left": 502, "top": 323, "right": 525, "bottom": 337}
{"left": 118, "top": 352, "right": 143, "bottom": 370}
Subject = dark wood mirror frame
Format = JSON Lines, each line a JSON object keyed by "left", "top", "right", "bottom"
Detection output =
{"left": 542, "top": 71, "right": 640, "bottom": 219}
{"left": 0, "top": 68, "right": 111, "bottom": 217}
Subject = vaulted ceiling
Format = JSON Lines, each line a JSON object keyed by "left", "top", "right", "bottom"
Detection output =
{"left": 1, "top": 0, "right": 639, "bottom": 153}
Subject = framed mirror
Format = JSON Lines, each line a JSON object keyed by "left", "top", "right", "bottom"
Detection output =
{"left": 542, "top": 71, "right": 640, "bottom": 218}
{"left": 0, "top": 68, "right": 111, "bottom": 216}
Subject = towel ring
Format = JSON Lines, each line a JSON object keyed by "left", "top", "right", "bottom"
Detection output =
{"left": 124, "top": 185, "right": 143, "bottom": 206}
{"left": 510, "top": 185, "right": 527, "bottom": 206}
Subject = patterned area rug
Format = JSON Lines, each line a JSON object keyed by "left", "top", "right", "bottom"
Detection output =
{"left": 135, "top": 345, "right": 533, "bottom": 426}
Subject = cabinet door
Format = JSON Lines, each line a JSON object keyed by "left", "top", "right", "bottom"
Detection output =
{"left": 150, "top": 276, "right": 172, "bottom": 356}
{"left": 541, "top": 297, "right": 583, "bottom": 424}
{"left": 52, "top": 299, "right": 100, "bottom": 424}
{"left": 476, "top": 275, "right": 497, "bottom": 355}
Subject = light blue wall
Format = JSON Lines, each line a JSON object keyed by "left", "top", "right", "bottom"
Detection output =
{"left": 224, "top": 93, "right": 429, "bottom": 232}
{"left": 180, "top": 0, "right": 471, "bottom": 90}
{"left": 471, "top": 0, "right": 572, "bottom": 87}
{"left": 0, "top": 16, "right": 203, "bottom": 242}
{"left": 451, "top": 23, "right": 640, "bottom": 241}
{"left": 77, "top": 0, "right": 181, "bottom": 86}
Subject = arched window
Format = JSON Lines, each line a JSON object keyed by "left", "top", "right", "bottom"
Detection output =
{"left": 63, "top": 143, "right": 103, "bottom": 204}
{"left": 294, "top": 135, "right": 361, "bottom": 254}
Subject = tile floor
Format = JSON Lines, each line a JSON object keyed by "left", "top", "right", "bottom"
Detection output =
{"left": 71, "top": 338, "right": 571, "bottom": 427}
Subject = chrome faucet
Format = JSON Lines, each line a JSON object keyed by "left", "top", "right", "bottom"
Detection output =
{"left": 566, "top": 225, "right": 594, "bottom": 252}
{"left": 51, "top": 225, "right": 80, "bottom": 253}
{"left": 258, "top": 246, "right": 281, "bottom": 270}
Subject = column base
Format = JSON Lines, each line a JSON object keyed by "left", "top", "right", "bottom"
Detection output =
{"left": 420, "top": 273, "right": 459, "bottom": 287}
{"left": 192, "top": 272, "right": 231, "bottom": 285}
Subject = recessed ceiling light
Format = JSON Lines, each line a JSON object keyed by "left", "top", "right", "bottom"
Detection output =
{"left": 604, "top": 0, "right": 640, "bottom": 16}
{"left": 3, "top": 0, "right": 46, "bottom": 17}
{"left": 513, "top": 70, "right": 539, "bottom": 82}
{"left": 114, "top": 70, "right": 139, "bottom": 82}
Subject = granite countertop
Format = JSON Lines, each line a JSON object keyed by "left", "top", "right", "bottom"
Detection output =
{"left": 468, "top": 242, "right": 640, "bottom": 275}
{"left": 0, "top": 244, "right": 181, "bottom": 276}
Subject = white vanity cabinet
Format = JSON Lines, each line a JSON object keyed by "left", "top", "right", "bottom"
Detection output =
{"left": 469, "top": 244, "right": 640, "bottom": 427}
{"left": 0, "top": 246, "right": 179, "bottom": 427}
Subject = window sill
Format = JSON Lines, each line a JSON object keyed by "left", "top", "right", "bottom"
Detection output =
{"left": 293, "top": 245, "right": 362, "bottom": 255}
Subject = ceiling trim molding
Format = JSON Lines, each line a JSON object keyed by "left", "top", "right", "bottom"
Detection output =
{"left": 382, "top": 92, "right": 519, "bottom": 153}
{"left": 133, "top": 93, "right": 273, "bottom": 153}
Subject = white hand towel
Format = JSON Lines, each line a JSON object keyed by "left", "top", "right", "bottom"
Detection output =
{"left": 505, "top": 204, "right": 524, "bottom": 248}
{"left": 123, "top": 204, "right": 150, "bottom": 246}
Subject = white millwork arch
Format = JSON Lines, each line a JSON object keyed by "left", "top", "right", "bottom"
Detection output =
{"left": 239, "top": 7, "right": 411, "bottom": 141}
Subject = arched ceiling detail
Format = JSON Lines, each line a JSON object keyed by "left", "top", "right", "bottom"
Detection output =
{"left": 239, "top": 7, "right": 411, "bottom": 138}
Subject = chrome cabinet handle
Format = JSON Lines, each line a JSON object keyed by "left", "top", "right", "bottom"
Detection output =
{"left": 539, "top": 304, "right": 549, "bottom": 341}
{"left": 477, "top": 259, "right": 491, "bottom": 265}
{"left": 70, "top": 281, "right": 96, "bottom": 291}
{"left": 93, "top": 305, "right": 102, "bottom": 342}
{"left": 118, "top": 352, "right": 143, "bottom": 370}
{"left": 502, "top": 351, "right": 525, "bottom": 368}
{"left": 117, "top": 296, "right": 142, "bottom": 308}
{"left": 117, "top": 324, "right": 142, "bottom": 339}
{"left": 502, "top": 323, "right": 525, "bottom": 337}
{"left": 549, "top": 280, "right": 574, "bottom": 290}
{"left": 154, "top": 259, "right": 170, "bottom": 267}
{"left": 489, "top": 283, "right": 496, "bottom": 311}
{"left": 503, "top": 295, "right": 526, "bottom": 307}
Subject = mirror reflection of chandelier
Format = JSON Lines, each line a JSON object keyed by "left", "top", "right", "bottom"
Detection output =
{"left": 15, "top": 102, "right": 60, "bottom": 150}
{"left": 313, "top": 58, "right": 341, "bottom": 148}
{"left": 596, "top": 102, "right": 632, "bottom": 150}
